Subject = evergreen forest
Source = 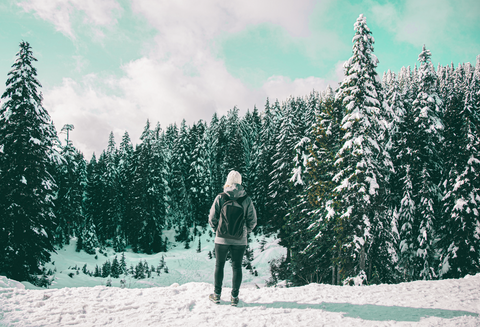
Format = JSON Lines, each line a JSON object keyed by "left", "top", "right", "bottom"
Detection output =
{"left": 1, "top": 14, "right": 479, "bottom": 286}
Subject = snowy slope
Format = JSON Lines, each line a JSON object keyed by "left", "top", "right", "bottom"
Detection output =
{"left": 1, "top": 274, "right": 479, "bottom": 326}
{"left": 24, "top": 231, "right": 285, "bottom": 290}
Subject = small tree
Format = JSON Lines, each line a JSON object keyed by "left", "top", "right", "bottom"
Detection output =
{"left": 111, "top": 256, "right": 120, "bottom": 278}
{"left": 134, "top": 261, "right": 146, "bottom": 279}
{"left": 120, "top": 253, "right": 127, "bottom": 275}
{"left": 196, "top": 239, "right": 202, "bottom": 253}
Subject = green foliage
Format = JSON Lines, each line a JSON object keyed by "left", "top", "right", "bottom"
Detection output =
{"left": 0, "top": 42, "right": 61, "bottom": 282}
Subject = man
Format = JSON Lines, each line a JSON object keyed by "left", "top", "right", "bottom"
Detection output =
{"left": 208, "top": 170, "right": 257, "bottom": 306}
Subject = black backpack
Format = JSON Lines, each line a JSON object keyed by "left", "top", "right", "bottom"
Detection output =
{"left": 217, "top": 193, "right": 247, "bottom": 240}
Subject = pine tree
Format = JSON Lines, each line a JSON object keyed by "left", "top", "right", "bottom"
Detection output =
{"left": 241, "top": 106, "right": 262, "bottom": 192}
{"left": 110, "top": 256, "right": 120, "bottom": 278}
{"left": 170, "top": 120, "right": 193, "bottom": 236}
{"left": 118, "top": 131, "right": 137, "bottom": 248}
{"left": 101, "top": 259, "right": 111, "bottom": 278}
{"left": 283, "top": 90, "right": 345, "bottom": 286}
{"left": 103, "top": 132, "right": 122, "bottom": 245}
{"left": 82, "top": 153, "right": 101, "bottom": 254}
{"left": 396, "top": 46, "right": 443, "bottom": 280}
{"left": 188, "top": 120, "right": 210, "bottom": 228}
{"left": 54, "top": 130, "right": 86, "bottom": 246}
{"left": 162, "top": 123, "right": 178, "bottom": 229}
{"left": 252, "top": 99, "right": 280, "bottom": 230}
{"left": 87, "top": 151, "right": 109, "bottom": 244}
{"left": 438, "top": 62, "right": 480, "bottom": 278}
{"left": 333, "top": 14, "right": 391, "bottom": 282}
{"left": 223, "top": 107, "right": 246, "bottom": 176}
{"left": 134, "top": 261, "right": 146, "bottom": 279}
{"left": 268, "top": 97, "right": 311, "bottom": 242}
{"left": 0, "top": 42, "right": 62, "bottom": 282}
{"left": 131, "top": 120, "right": 167, "bottom": 253}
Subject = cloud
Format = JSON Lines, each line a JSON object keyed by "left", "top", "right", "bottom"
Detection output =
{"left": 31, "top": 0, "right": 345, "bottom": 157}
{"left": 261, "top": 59, "right": 345, "bottom": 102}
{"left": 44, "top": 57, "right": 258, "bottom": 156}
{"left": 45, "top": 76, "right": 141, "bottom": 157}
{"left": 370, "top": 0, "right": 479, "bottom": 50}
{"left": 18, "top": 0, "right": 122, "bottom": 39}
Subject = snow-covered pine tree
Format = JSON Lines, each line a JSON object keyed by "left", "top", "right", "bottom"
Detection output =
{"left": 251, "top": 98, "right": 279, "bottom": 230}
{"left": 53, "top": 134, "right": 86, "bottom": 246}
{"left": 396, "top": 46, "right": 444, "bottom": 281}
{"left": 161, "top": 123, "right": 179, "bottom": 228}
{"left": 170, "top": 120, "right": 193, "bottom": 244}
{"left": 282, "top": 88, "right": 345, "bottom": 286}
{"left": 223, "top": 107, "right": 246, "bottom": 177}
{"left": 211, "top": 114, "right": 228, "bottom": 193}
{"left": 92, "top": 151, "right": 109, "bottom": 244}
{"left": 438, "top": 61, "right": 480, "bottom": 278}
{"left": 267, "top": 97, "right": 309, "bottom": 237}
{"left": 202, "top": 114, "right": 220, "bottom": 200}
{"left": 333, "top": 14, "right": 392, "bottom": 283}
{"left": 103, "top": 132, "right": 122, "bottom": 245}
{"left": 241, "top": 106, "right": 262, "bottom": 193}
{"left": 117, "top": 131, "right": 135, "bottom": 251}
{"left": 151, "top": 122, "right": 168, "bottom": 249}
{"left": 187, "top": 120, "right": 210, "bottom": 228}
{"left": 130, "top": 120, "right": 166, "bottom": 253}
{"left": 0, "top": 42, "right": 62, "bottom": 282}
{"left": 81, "top": 153, "right": 101, "bottom": 254}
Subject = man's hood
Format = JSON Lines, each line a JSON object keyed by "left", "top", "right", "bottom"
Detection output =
{"left": 223, "top": 183, "right": 246, "bottom": 199}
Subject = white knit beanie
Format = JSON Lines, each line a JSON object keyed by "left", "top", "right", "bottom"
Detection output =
{"left": 225, "top": 170, "right": 242, "bottom": 187}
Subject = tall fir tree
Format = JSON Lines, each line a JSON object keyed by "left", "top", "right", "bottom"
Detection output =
{"left": 396, "top": 46, "right": 443, "bottom": 280}
{"left": 438, "top": 62, "right": 480, "bottom": 278}
{"left": 187, "top": 120, "right": 210, "bottom": 228}
{"left": 283, "top": 90, "right": 345, "bottom": 286}
{"left": 117, "top": 131, "right": 135, "bottom": 251}
{"left": 333, "top": 14, "right": 392, "bottom": 282}
{"left": 0, "top": 42, "right": 62, "bottom": 282}
{"left": 223, "top": 107, "right": 246, "bottom": 177}
{"left": 170, "top": 120, "right": 193, "bottom": 240}
{"left": 83, "top": 153, "right": 102, "bottom": 251}
{"left": 250, "top": 98, "right": 279, "bottom": 230}
{"left": 53, "top": 135, "right": 86, "bottom": 246}
{"left": 268, "top": 97, "right": 310, "bottom": 239}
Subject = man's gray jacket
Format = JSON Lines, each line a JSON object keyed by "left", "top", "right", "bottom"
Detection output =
{"left": 208, "top": 184, "right": 257, "bottom": 246}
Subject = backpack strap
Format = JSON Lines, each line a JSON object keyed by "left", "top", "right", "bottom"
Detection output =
{"left": 237, "top": 195, "right": 247, "bottom": 205}
{"left": 219, "top": 192, "right": 247, "bottom": 204}
{"left": 219, "top": 193, "right": 230, "bottom": 203}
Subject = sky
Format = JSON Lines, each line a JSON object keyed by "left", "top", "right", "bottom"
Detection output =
{"left": 0, "top": 0, "right": 479, "bottom": 157}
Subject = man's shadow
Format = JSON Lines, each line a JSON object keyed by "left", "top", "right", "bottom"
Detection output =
{"left": 240, "top": 301, "right": 478, "bottom": 322}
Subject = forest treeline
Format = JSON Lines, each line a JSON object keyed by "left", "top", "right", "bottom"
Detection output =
{"left": 1, "top": 14, "right": 479, "bottom": 286}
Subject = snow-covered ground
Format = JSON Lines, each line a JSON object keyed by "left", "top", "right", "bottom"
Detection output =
{"left": 1, "top": 232, "right": 479, "bottom": 326}
{"left": 1, "top": 274, "right": 479, "bottom": 326}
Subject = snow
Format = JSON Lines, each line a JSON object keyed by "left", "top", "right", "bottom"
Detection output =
{"left": 1, "top": 274, "right": 479, "bottom": 326}
{"left": 30, "top": 137, "right": 41, "bottom": 145}
{"left": 1, "top": 236, "right": 480, "bottom": 326}
{"left": 453, "top": 199, "right": 468, "bottom": 212}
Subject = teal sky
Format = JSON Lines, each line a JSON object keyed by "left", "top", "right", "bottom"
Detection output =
{"left": 0, "top": 0, "right": 479, "bottom": 156}
{"left": 218, "top": 0, "right": 480, "bottom": 87}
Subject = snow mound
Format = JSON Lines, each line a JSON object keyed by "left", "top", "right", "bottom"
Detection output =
{"left": 0, "top": 276, "right": 25, "bottom": 290}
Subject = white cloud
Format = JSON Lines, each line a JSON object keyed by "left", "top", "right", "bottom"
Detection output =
{"left": 35, "top": 0, "right": 345, "bottom": 157}
{"left": 371, "top": 0, "right": 456, "bottom": 49}
{"left": 46, "top": 76, "right": 141, "bottom": 157}
{"left": 261, "top": 59, "right": 345, "bottom": 102}
{"left": 18, "top": 0, "right": 122, "bottom": 39}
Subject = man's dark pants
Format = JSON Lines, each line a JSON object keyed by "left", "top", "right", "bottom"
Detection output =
{"left": 214, "top": 243, "right": 246, "bottom": 298}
